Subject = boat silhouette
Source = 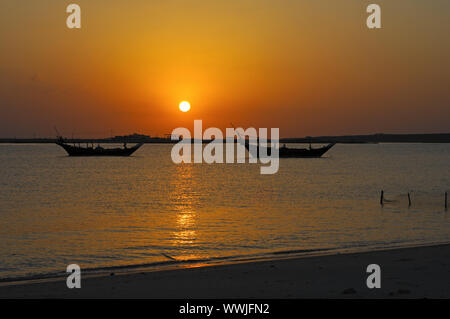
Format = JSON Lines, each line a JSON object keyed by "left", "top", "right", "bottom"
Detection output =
{"left": 56, "top": 137, "right": 143, "bottom": 156}
{"left": 231, "top": 123, "right": 335, "bottom": 158}
{"left": 243, "top": 140, "right": 335, "bottom": 158}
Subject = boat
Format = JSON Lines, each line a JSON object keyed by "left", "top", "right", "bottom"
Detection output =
{"left": 278, "top": 142, "right": 335, "bottom": 158}
{"left": 230, "top": 123, "right": 335, "bottom": 158}
{"left": 56, "top": 137, "right": 143, "bottom": 156}
{"left": 242, "top": 140, "right": 335, "bottom": 158}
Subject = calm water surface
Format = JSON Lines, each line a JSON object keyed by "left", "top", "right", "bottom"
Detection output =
{"left": 0, "top": 143, "right": 449, "bottom": 279}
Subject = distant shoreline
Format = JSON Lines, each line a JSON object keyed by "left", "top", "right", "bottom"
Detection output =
{"left": 1, "top": 133, "right": 450, "bottom": 144}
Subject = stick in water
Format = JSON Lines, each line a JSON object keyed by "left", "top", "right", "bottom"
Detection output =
{"left": 445, "top": 192, "right": 448, "bottom": 210}
{"left": 162, "top": 253, "right": 177, "bottom": 261}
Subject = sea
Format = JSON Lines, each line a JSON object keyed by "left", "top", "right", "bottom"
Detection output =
{"left": 0, "top": 143, "right": 449, "bottom": 280}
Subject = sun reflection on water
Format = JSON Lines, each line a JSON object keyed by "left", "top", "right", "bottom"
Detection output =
{"left": 168, "top": 164, "right": 199, "bottom": 258}
{"left": 174, "top": 211, "right": 196, "bottom": 245}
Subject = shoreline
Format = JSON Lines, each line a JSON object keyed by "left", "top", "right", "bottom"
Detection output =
{"left": 1, "top": 242, "right": 450, "bottom": 298}
{"left": 1, "top": 240, "right": 448, "bottom": 286}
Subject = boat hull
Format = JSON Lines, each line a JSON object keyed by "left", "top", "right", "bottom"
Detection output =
{"left": 56, "top": 142, "right": 143, "bottom": 156}
{"left": 244, "top": 142, "right": 335, "bottom": 158}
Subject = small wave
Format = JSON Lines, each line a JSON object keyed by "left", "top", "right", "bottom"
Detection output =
{"left": 2, "top": 240, "right": 450, "bottom": 284}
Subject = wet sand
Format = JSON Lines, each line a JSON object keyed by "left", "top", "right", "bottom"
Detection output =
{"left": 1, "top": 244, "right": 449, "bottom": 298}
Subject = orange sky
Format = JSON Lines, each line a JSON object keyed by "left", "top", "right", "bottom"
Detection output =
{"left": 1, "top": 0, "right": 449, "bottom": 138}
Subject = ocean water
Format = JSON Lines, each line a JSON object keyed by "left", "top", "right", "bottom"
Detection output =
{"left": 0, "top": 143, "right": 449, "bottom": 280}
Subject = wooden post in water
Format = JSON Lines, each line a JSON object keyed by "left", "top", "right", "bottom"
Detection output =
{"left": 408, "top": 192, "right": 411, "bottom": 207}
{"left": 380, "top": 190, "right": 384, "bottom": 206}
{"left": 445, "top": 192, "right": 448, "bottom": 210}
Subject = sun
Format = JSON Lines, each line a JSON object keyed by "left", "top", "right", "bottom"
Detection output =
{"left": 179, "top": 101, "right": 191, "bottom": 112}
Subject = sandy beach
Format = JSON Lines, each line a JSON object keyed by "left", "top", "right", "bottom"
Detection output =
{"left": 1, "top": 243, "right": 449, "bottom": 299}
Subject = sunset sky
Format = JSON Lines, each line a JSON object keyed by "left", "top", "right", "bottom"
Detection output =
{"left": 1, "top": 0, "right": 449, "bottom": 138}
